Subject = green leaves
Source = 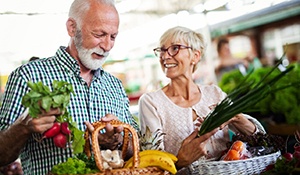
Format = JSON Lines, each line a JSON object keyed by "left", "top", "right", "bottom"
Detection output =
{"left": 22, "top": 80, "right": 74, "bottom": 117}
{"left": 22, "top": 80, "right": 85, "bottom": 154}
{"left": 51, "top": 157, "right": 99, "bottom": 174}
{"left": 198, "top": 54, "right": 300, "bottom": 136}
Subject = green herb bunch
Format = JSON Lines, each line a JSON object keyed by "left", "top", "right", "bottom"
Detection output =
{"left": 199, "top": 54, "right": 300, "bottom": 136}
{"left": 22, "top": 80, "right": 85, "bottom": 154}
{"left": 219, "top": 63, "right": 300, "bottom": 124}
{"left": 51, "top": 155, "right": 99, "bottom": 175}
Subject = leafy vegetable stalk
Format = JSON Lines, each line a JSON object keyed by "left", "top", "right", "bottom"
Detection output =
{"left": 198, "top": 53, "right": 300, "bottom": 136}
{"left": 22, "top": 80, "right": 85, "bottom": 154}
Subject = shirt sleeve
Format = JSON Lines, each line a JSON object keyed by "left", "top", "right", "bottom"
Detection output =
{"left": 243, "top": 114, "right": 266, "bottom": 134}
{"left": 0, "top": 68, "right": 29, "bottom": 130}
{"left": 138, "top": 93, "right": 164, "bottom": 150}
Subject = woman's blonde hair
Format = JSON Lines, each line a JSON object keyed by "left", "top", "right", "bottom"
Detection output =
{"left": 159, "top": 26, "right": 206, "bottom": 58}
{"left": 159, "top": 26, "right": 207, "bottom": 72}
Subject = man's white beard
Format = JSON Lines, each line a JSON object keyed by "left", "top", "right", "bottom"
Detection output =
{"left": 77, "top": 46, "right": 109, "bottom": 70}
{"left": 74, "top": 29, "right": 109, "bottom": 70}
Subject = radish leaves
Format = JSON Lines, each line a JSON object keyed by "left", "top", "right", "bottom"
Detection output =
{"left": 22, "top": 80, "right": 85, "bottom": 154}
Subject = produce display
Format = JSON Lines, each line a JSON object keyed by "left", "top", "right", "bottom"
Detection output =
{"left": 219, "top": 62, "right": 300, "bottom": 124}
{"left": 262, "top": 131, "right": 300, "bottom": 174}
{"left": 199, "top": 55, "right": 299, "bottom": 136}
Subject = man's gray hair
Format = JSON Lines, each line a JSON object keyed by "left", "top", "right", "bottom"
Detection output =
{"left": 68, "top": 0, "right": 116, "bottom": 28}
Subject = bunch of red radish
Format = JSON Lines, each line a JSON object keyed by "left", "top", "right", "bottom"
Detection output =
{"left": 282, "top": 144, "right": 300, "bottom": 167}
{"left": 265, "top": 144, "right": 300, "bottom": 173}
{"left": 43, "top": 122, "right": 71, "bottom": 148}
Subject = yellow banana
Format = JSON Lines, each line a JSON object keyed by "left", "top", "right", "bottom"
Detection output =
{"left": 124, "top": 150, "right": 177, "bottom": 174}
{"left": 139, "top": 150, "right": 178, "bottom": 162}
{"left": 124, "top": 150, "right": 177, "bottom": 168}
{"left": 138, "top": 154, "right": 177, "bottom": 174}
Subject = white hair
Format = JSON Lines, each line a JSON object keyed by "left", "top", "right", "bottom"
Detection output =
{"left": 68, "top": 0, "right": 116, "bottom": 28}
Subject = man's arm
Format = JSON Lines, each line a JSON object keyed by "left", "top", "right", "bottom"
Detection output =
{"left": 0, "top": 110, "right": 31, "bottom": 166}
{"left": 0, "top": 108, "right": 60, "bottom": 166}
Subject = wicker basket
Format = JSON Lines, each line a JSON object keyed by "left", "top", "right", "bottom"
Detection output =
{"left": 188, "top": 150, "right": 281, "bottom": 175}
{"left": 82, "top": 120, "right": 170, "bottom": 175}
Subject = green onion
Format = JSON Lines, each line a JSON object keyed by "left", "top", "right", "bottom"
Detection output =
{"left": 198, "top": 53, "right": 300, "bottom": 136}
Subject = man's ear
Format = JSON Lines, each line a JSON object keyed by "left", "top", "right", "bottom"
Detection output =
{"left": 66, "top": 18, "right": 77, "bottom": 37}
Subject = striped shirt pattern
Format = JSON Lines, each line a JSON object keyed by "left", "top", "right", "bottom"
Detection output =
{"left": 0, "top": 46, "right": 138, "bottom": 175}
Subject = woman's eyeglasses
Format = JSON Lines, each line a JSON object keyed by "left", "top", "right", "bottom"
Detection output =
{"left": 153, "top": 44, "right": 192, "bottom": 58}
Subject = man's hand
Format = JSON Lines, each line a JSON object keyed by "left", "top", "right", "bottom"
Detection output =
{"left": 17, "top": 107, "right": 62, "bottom": 135}
{"left": 85, "top": 114, "right": 124, "bottom": 150}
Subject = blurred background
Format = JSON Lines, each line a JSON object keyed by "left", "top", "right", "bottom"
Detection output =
{"left": 0, "top": 0, "right": 300, "bottom": 133}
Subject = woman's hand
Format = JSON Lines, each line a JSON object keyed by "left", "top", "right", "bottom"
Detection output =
{"left": 218, "top": 114, "right": 242, "bottom": 130}
{"left": 175, "top": 128, "right": 218, "bottom": 169}
{"left": 194, "top": 117, "right": 205, "bottom": 128}
{"left": 85, "top": 114, "right": 124, "bottom": 150}
{"left": 219, "top": 113, "right": 256, "bottom": 135}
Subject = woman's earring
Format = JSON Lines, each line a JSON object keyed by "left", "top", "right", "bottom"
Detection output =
{"left": 192, "top": 62, "right": 195, "bottom": 65}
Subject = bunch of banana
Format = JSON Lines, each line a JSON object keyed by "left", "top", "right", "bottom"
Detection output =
{"left": 124, "top": 150, "right": 178, "bottom": 174}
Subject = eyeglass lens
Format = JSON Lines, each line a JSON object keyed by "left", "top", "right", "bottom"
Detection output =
{"left": 154, "top": 45, "right": 185, "bottom": 57}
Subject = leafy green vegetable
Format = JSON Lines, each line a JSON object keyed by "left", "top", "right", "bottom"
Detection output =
{"left": 51, "top": 157, "right": 99, "bottom": 174}
{"left": 199, "top": 54, "right": 300, "bottom": 136}
{"left": 218, "top": 69, "right": 244, "bottom": 93}
{"left": 219, "top": 62, "right": 300, "bottom": 124}
{"left": 22, "top": 80, "right": 73, "bottom": 117}
{"left": 22, "top": 80, "right": 85, "bottom": 154}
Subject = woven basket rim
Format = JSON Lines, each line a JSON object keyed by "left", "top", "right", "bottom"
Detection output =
{"left": 197, "top": 150, "right": 281, "bottom": 164}
{"left": 190, "top": 150, "right": 281, "bottom": 175}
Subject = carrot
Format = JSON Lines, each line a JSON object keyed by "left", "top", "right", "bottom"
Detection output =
{"left": 231, "top": 140, "right": 244, "bottom": 153}
{"left": 223, "top": 149, "right": 240, "bottom": 161}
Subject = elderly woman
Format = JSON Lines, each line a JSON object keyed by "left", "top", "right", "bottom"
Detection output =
{"left": 138, "top": 26, "right": 265, "bottom": 174}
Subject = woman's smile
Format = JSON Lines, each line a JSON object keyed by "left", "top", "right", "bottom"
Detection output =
{"left": 164, "top": 63, "right": 178, "bottom": 68}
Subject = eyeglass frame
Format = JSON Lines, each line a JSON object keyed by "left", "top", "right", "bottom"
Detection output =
{"left": 153, "top": 44, "right": 192, "bottom": 58}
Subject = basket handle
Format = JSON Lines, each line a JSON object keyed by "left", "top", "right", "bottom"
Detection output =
{"left": 84, "top": 120, "right": 140, "bottom": 172}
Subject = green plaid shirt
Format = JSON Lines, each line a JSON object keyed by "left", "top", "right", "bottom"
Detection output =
{"left": 0, "top": 46, "right": 138, "bottom": 175}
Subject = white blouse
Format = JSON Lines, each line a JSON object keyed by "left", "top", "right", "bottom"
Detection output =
{"left": 138, "top": 84, "right": 265, "bottom": 160}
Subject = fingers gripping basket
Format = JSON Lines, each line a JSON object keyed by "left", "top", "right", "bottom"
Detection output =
{"left": 84, "top": 120, "right": 170, "bottom": 175}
